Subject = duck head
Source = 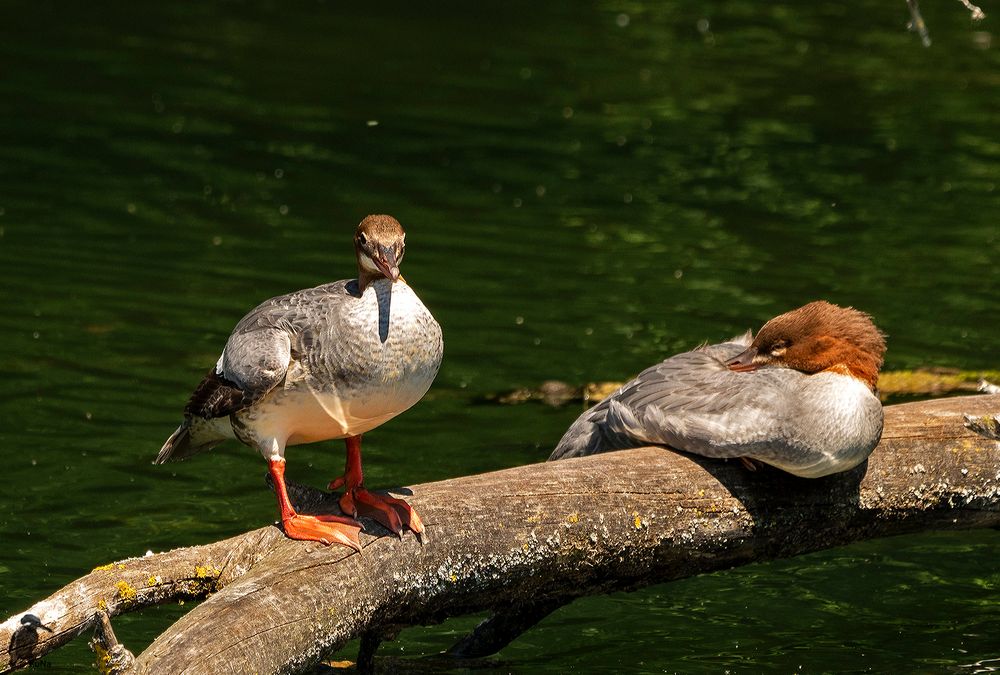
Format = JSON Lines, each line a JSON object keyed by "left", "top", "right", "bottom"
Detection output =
{"left": 355, "top": 214, "right": 406, "bottom": 292}
{"left": 725, "top": 301, "right": 886, "bottom": 391}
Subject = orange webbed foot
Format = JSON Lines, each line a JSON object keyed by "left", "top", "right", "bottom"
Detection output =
{"left": 330, "top": 436, "right": 424, "bottom": 540}
{"left": 339, "top": 488, "right": 424, "bottom": 538}
{"left": 281, "top": 513, "right": 362, "bottom": 551}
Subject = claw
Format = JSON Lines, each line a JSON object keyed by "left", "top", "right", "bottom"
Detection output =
{"left": 331, "top": 435, "right": 424, "bottom": 539}
{"left": 338, "top": 490, "right": 358, "bottom": 519}
{"left": 407, "top": 506, "right": 425, "bottom": 535}
{"left": 340, "top": 487, "right": 423, "bottom": 537}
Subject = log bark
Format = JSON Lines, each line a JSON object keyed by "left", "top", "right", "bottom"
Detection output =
{"left": 2, "top": 394, "right": 999, "bottom": 674}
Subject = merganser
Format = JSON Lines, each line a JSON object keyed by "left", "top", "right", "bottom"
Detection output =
{"left": 550, "top": 301, "right": 886, "bottom": 478}
{"left": 156, "top": 215, "right": 443, "bottom": 550}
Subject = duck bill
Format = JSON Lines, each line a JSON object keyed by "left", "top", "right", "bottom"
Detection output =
{"left": 374, "top": 246, "right": 400, "bottom": 281}
{"left": 725, "top": 347, "right": 759, "bottom": 372}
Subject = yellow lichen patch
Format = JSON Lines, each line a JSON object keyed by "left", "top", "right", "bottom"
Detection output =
{"left": 115, "top": 580, "right": 138, "bottom": 605}
{"left": 194, "top": 564, "right": 221, "bottom": 579}
{"left": 91, "top": 563, "right": 115, "bottom": 573}
{"left": 449, "top": 573, "right": 458, "bottom": 583}
{"left": 93, "top": 640, "right": 113, "bottom": 675}
{"left": 117, "top": 564, "right": 126, "bottom": 570}
{"left": 567, "top": 513, "right": 579, "bottom": 524}
{"left": 147, "top": 575, "right": 159, "bottom": 586}
{"left": 632, "top": 512, "right": 644, "bottom": 530}
{"left": 522, "top": 543, "right": 531, "bottom": 552}
{"left": 526, "top": 514, "right": 541, "bottom": 524}
{"left": 97, "top": 598, "right": 107, "bottom": 611}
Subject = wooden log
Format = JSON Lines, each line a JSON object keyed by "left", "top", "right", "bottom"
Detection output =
{"left": 2, "top": 394, "right": 999, "bottom": 674}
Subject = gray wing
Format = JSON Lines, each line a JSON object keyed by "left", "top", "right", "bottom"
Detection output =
{"left": 187, "top": 281, "right": 350, "bottom": 419}
{"left": 550, "top": 335, "right": 798, "bottom": 462}
{"left": 604, "top": 353, "right": 790, "bottom": 457}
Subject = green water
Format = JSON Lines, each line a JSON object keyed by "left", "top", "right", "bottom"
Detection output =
{"left": 1, "top": 0, "right": 998, "bottom": 671}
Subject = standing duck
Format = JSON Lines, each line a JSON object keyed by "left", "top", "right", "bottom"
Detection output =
{"left": 550, "top": 301, "right": 885, "bottom": 478}
{"left": 156, "top": 215, "right": 443, "bottom": 550}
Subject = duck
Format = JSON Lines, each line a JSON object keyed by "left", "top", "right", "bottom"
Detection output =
{"left": 155, "top": 214, "right": 443, "bottom": 550}
{"left": 549, "top": 301, "right": 886, "bottom": 478}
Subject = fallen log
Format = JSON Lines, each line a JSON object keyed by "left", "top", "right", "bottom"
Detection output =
{"left": 2, "top": 394, "right": 999, "bottom": 674}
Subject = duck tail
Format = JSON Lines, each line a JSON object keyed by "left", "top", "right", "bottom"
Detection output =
{"left": 549, "top": 400, "right": 615, "bottom": 460}
{"left": 154, "top": 419, "right": 223, "bottom": 464}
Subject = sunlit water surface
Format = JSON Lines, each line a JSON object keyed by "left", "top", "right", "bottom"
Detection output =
{"left": 1, "top": 1, "right": 998, "bottom": 672}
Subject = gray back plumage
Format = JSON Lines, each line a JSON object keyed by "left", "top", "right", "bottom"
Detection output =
{"left": 219, "top": 279, "right": 441, "bottom": 404}
{"left": 548, "top": 330, "right": 883, "bottom": 478}
{"left": 157, "top": 278, "right": 443, "bottom": 463}
{"left": 549, "top": 336, "right": 751, "bottom": 460}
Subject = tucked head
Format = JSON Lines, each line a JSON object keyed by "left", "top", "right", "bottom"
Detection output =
{"left": 355, "top": 214, "right": 406, "bottom": 292}
{"left": 726, "top": 301, "right": 886, "bottom": 390}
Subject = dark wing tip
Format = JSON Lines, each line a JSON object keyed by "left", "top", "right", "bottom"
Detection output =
{"left": 184, "top": 369, "right": 252, "bottom": 419}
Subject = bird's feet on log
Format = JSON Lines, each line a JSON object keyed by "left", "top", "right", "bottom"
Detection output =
{"left": 268, "top": 458, "right": 363, "bottom": 551}
{"left": 281, "top": 513, "right": 363, "bottom": 551}
{"left": 328, "top": 475, "right": 425, "bottom": 538}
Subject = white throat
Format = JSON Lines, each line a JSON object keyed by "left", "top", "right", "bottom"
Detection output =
{"left": 359, "top": 252, "right": 381, "bottom": 274}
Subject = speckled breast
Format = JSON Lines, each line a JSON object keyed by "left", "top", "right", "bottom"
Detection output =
{"left": 281, "top": 278, "right": 443, "bottom": 443}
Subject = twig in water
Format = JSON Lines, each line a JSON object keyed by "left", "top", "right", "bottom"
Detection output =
{"left": 956, "top": 0, "right": 986, "bottom": 21}
{"left": 907, "top": 0, "right": 933, "bottom": 46}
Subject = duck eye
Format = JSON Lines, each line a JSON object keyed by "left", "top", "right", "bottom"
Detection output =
{"left": 770, "top": 340, "right": 789, "bottom": 357}
{"left": 357, "top": 232, "right": 368, "bottom": 247}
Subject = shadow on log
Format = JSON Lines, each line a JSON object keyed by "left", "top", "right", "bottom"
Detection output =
{"left": 2, "top": 394, "right": 999, "bottom": 673}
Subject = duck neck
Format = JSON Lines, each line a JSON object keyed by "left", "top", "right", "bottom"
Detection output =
{"left": 357, "top": 267, "right": 380, "bottom": 294}
{"left": 822, "top": 353, "right": 881, "bottom": 393}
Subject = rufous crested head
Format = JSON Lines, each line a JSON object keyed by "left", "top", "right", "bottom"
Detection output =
{"left": 725, "top": 301, "right": 886, "bottom": 391}
{"left": 354, "top": 214, "right": 406, "bottom": 292}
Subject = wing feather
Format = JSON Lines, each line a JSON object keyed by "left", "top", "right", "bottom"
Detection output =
{"left": 550, "top": 337, "right": 801, "bottom": 461}
{"left": 187, "top": 280, "right": 354, "bottom": 420}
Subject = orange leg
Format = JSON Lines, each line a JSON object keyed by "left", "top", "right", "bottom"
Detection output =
{"left": 269, "top": 459, "right": 362, "bottom": 551}
{"left": 328, "top": 435, "right": 424, "bottom": 538}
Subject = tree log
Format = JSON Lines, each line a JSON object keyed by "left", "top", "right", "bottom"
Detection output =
{"left": 2, "top": 394, "right": 999, "bottom": 674}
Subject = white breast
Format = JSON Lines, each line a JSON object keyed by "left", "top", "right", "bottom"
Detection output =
{"left": 238, "top": 279, "right": 443, "bottom": 449}
{"left": 769, "top": 372, "right": 884, "bottom": 477}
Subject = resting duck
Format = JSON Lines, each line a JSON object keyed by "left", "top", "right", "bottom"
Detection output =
{"left": 156, "top": 215, "right": 443, "bottom": 550}
{"left": 550, "top": 301, "right": 886, "bottom": 478}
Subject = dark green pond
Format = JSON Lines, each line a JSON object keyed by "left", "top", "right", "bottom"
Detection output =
{"left": 1, "top": 0, "right": 998, "bottom": 671}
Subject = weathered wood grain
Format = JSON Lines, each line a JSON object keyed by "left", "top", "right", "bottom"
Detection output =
{"left": 2, "top": 395, "right": 998, "bottom": 674}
